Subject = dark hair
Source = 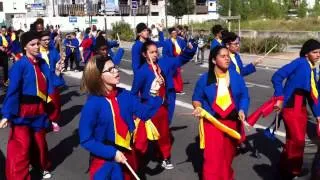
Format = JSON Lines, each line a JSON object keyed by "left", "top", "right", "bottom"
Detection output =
{"left": 39, "top": 30, "right": 50, "bottom": 38}
{"left": 207, "top": 46, "right": 228, "bottom": 85}
{"left": 85, "top": 27, "right": 91, "bottom": 34}
{"left": 300, "top": 39, "right": 320, "bottom": 57}
{"left": 140, "top": 40, "right": 157, "bottom": 65}
{"left": 222, "top": 32, "right": 239, "bottom": 45}
{"left": 211, "top": 24, "right": 223, "bottom": 36}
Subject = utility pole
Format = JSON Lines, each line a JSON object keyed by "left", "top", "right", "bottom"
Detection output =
{"left": 165, "top": 0, "right": 168, "bottom": 30}
{"left": 228, "top": 0, "right": 231, "bottom": 31}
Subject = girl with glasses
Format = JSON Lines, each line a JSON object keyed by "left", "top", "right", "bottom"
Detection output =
{"left": 79, "top": 55, "right": 163, "bottom": 180}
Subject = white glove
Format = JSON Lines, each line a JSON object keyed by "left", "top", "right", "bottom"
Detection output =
{"left": 150, "top": 78, "right": 161, "bottom": 95}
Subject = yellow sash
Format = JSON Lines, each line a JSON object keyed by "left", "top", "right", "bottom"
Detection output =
{"left": 40, "top": 47, "right": 50, "bottom": 66}
{"left": 198, "top": 107, "right": 241, "bottom": 149}
{"left": 134, "top": 118, "right": 160, "bottom": 141}
{"left": 172, "top": 38, "right": 181, "bottom": 55}
{"left": 107, "top": 98, "right": 132, "bottom": 150}
{"left": 308, "top": 61, "right": 319, "bottom": 103}
{"left": 1, "top": 34, "right": 8, "bottom": 48}
{"left": 230, "top": 53, "right": 240, "bottom": 74}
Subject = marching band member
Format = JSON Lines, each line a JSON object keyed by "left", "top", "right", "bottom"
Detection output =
{"left": 131, "top": 40, "right": 197, "bottom": 169}
{"left": 192, "top": 46, "right": 249, "bottom": 180}
{"left": 79, "top": 55, "right": 162, "bottom": 180}
{"left": 162, "top": 27, "right": 187, "bottom": 94}
{"left": 0, "top": 31, "right": 65, "bottom": 179}
{"left": 271, "top": 39, "right": 320, "bottom": 179}
{"left": 131, "top": 23, "right": 164, "bottom": 73}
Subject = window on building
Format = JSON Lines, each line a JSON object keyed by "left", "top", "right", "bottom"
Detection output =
{"left": 0, "top": 2, "right": 3, "bottom": 12}
{"left": 119, "top": 0, "right": 127, "bottom": 5}
{"left": 151, "top": 12, "right": 159, "bottom": 16}
{"left": 72, "top": 0, "right": 75, "bottom": 4}
{"left": 151, "top": 0, "right": 158, "bottom": 5}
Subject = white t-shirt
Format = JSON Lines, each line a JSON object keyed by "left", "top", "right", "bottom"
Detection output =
{"left": 151, "top": 28, "right": 159, "bottom": 42}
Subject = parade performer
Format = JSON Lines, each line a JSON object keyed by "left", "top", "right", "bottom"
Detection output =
{"left": 39, "top": 30, "right": 65, "bottom": 132}
{"left": 79, "top": 55, "right": 163, "bottom": 180}
{"left": 131, "top": 23, "right": 164, "bottom": 73}
{"left": 64, "top": 32, "right": 81, "bottom": 71}
{"left": 210, "top": 24, "right": 224, "bottom": 50}
{"left": 248, "top": 39, "right": 320, "bottom": 179}
{"left": 162, "top": 27, "right": 187, "bottom": 94}
{"left": 94, "top": 34, "right": 124, "bottom": 65}
{"left": 9, "top": 29, "right": 23, "bottom": 61}
{"left": 80, "top": 27, "right": 94, "bottom": 64}
{"left": 223, "top": 32, "right": 262, "bottom": 77}
{"left": 0, "top": 31, "right": 65, "bottom": 180}
{"left": 192, "top": 45, "right": 249, "bottom": 180}
{"left": 0, "top": 26, "right": 9, "bottom": 87}
{"left": 131, "top": 40, "right": 197, "bottom": 169}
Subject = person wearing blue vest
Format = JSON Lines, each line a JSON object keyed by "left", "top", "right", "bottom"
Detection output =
{"left": 79, "top": 55, "right": 163, "bottom": 180}
{"left": 271, "top": 39, "right": 320, "bottom": 179}
{"left": 0, "top": 31, "right": 65, "bottom": 180}
{"left": 210, "top": 24, "right": 224, "bottom": 50}
{"left": 9, "top": 29, "right": 23, "bottom": 62}
{"left": 131, "top": 22, "right": 164, "bottom": 73}
{"left": 162, "top": 27, "right": 188, "bottom": 94}
{"left": 223, "top": 32, "right": 262, "bottom": 77}
{"left": 192, "top": 45, "right": 249, "bottom": 180}
{"left": 131, "top": 40, "right": 197, "bottom": 170}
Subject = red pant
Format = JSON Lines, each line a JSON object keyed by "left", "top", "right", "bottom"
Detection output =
{"left": 134, "top": 105, "right": 172, "bottom": 159}
{"left": 6, "top": 126, "right": 49, "bottom": 180}
{"left": 89, "top": 149, "right": 138, "bottom": 180}
{"left": 47, "top": 88, "right": 61, "bottom": 122}
{"left": 280, "top": 94, "right": 307, "bottom": 176}
{"left": 173, "top": 68, "right": 183, "bottom": 93}
{"left": 202, "top": 119, "right": 239, "bottom": 180}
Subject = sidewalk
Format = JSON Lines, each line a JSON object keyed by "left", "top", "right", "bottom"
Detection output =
{"left": 120, "top": 41, "right": 299, "bottom": 69}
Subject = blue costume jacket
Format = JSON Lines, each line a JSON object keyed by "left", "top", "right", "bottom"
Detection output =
{"left": 192, "top": 70, "right": 250, "bottom": 116}
{"left": 79, "top": 88, "right": 162, "bottom": 179}
{"left": 272, "top": 57, "right": 320, "bottom": 116}
{"left": 210, "top": 38, "right": 223, "bottom": 50}
{"left": 162, "top": 37, "right": 187, "bottom": 58}
{"left": 131, "top": 45, "right": 197, "bottom": 123}
{"left": 131, "top": 31, "right": 164, "bottom": 73}
{"left": 230, "top": 53, "right": 256, "bottom": 77}
{"left": 2, "top": 56, "right": 65, "bottom": 130}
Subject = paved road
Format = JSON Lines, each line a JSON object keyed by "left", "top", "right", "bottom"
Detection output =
{"left": 0, "top": 49, "right": 319, "bottom": 180}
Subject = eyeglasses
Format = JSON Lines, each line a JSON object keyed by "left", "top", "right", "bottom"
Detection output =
{"left": 41, "top": 38, "right": 50, "bottom": 42}
{"left": 229, "top": 42, "right": 240, "bottom": 46}
{"left": 102, "top": 65, "right": 119, "bottom": 73}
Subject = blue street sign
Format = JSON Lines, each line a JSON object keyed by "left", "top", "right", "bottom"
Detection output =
{"left": 131, "top": 0, "right": 138, "bottom": 9}
{"left": 69, "top": 16, "right": 77, "bottom": 23}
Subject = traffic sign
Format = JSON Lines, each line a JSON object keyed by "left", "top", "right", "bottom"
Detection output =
{"left": 131, "top": 0, "right": 138, "bottom": 9}
{"left": 69, "top": 16, "right": 77, "bottom": 23}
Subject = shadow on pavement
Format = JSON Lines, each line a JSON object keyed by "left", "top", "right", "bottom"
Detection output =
{"left": 169, "top": 125, "right": 188, "bottom": 132}
{"left": 0, "top": 149, "right": 5, "bottom": 180}
{"left": 58, "top": 105, "right": 82, "bottom": 127}
{"left": 246, "top": 128, "right": 284, "bottom": 180}
{"left": 60, "top": 90, "right": 81, "bottom": 106}
{"left": 184, "top": 136, "right": 202, "bottom": 179}
{"left": 49, "top": 129, "right": 79, "bottom": 171}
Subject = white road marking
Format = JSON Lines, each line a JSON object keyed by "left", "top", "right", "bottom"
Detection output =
{"left": 64, "top": 71, "right": 287, "bottom": 138}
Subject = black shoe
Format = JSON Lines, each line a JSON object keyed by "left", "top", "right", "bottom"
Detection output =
{"left": 161, "top": 159, "right": 174, "bottom": 170}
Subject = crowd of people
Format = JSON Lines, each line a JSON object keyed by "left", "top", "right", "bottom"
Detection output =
{"left": 0, "top": 17, "right": 319, "bottom": 180}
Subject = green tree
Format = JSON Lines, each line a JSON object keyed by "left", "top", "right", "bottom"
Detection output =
{"left": 312, "top": 0, "right": 320, "bottom": 16}
{"left": 167, "top": 0, "right": 195, "bottom": 19}
{"left": 297, "top": 0, "right": 308, "bottom": 18}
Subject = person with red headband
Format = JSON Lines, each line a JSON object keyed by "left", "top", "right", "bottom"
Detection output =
{"left": 0, "top": 31, "right": 65, "bottom": 179}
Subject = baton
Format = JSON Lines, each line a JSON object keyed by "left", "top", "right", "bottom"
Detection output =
{"left": 124, "top": 161, "right": 140, "bottom": 180}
